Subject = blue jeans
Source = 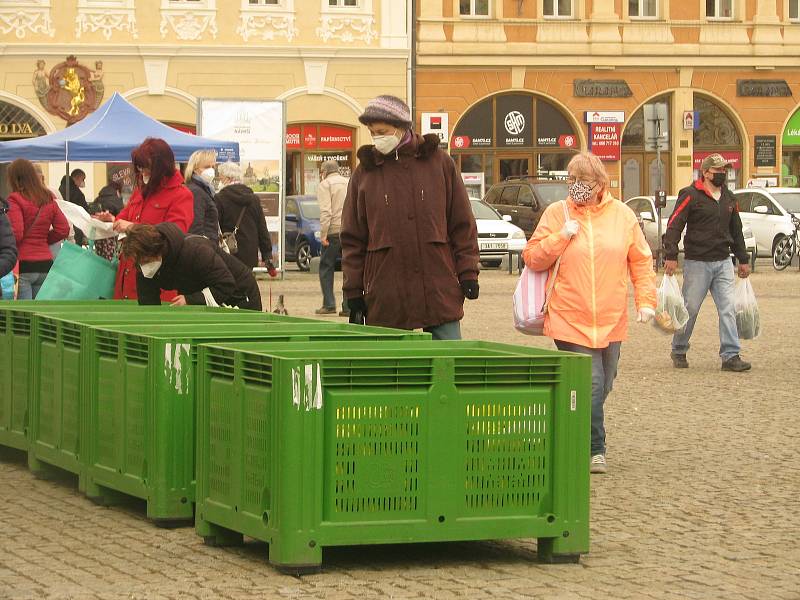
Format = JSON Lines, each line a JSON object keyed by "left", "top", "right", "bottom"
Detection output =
{"left": 672, "top": 259, "right": 740, "bottom": 361}
{"left": 17, "top": 271, "right": 48, "bottom": 300}
{"left": 319, "top": 234, "right": 346, "bottom": 311}
{"left": 424, "top": 320, "right": 462, "bottom": 340}
{"left": 555, "top": 340, "right": 621, "bottom": 456}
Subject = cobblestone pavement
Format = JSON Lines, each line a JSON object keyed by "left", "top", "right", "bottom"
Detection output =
{"left": 2, "top": 263, "right": 799, "bottom": 600}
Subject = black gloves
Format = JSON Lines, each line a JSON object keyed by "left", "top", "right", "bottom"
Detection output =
{"left": 461, "top": 279, "right": 479, "bottom": 300}
{"left": 348, "top": 296, "right": 367, "bottom": 325}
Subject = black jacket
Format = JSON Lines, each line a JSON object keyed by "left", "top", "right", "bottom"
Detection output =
{"left": 215, "top": 184, "right": 271, "bottom": 268}
{"left": 90, "top": 185, "right": 124, "bottom": 216}
{"left": 186, "top": 175, "right": 219, "bottom": 241}
{"left": 664, "top": 179, "right": 749, "bottom": 264}
{"left": 59, "top": 175, "right": 89, "bottom": 245}
{"left": 0, "top": 199, "right": 18, "bottom": 286}
{"left": 136, "top": 222, "right": 261, "bottom": 310}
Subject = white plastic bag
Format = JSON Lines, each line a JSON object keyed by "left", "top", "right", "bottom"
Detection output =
{"left": 734, "top": 278, "right": 761, "bottom": 340}
{"left": 513, "top": 266, "right": 550, "bottom": 335}
{"left": 56, "top": 199, "right": 116, "bottom": 240}
{"left": 653, "top": 275, "right": 690, "bottom": 334}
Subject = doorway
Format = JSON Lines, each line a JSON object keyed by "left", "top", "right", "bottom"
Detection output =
{"left": 497, "top": 154, "right": 531, "bottom": 181}
{"left": 621, "top": 153, "right": 671, "bottom": 200}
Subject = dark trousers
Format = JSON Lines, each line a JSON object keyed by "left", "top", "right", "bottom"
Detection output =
{"left": 319, "top": 234, "right": 347, "bottom": 311}
{"left": 238, "top": 277, "right": 263, "bottom": 311}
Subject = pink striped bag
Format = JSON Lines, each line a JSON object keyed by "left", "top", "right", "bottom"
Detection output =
{"left": 513, "top": 201, "right": 570, "bottom": 336}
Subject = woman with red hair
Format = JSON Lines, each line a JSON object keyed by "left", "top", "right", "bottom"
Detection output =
{"left": 97, "top": 137, "right": 194, "bottom": 300}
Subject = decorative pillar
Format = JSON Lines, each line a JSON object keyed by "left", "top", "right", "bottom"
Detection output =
{"left": 589, "top": 0, "right": 621, "bottom": 44}
{"left": 418, "top": 1, "right": 445, "bottom": 42}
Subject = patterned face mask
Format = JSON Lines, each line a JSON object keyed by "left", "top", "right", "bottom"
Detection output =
{"left": 568, "top": 180, "right": 595, "bottom": 205}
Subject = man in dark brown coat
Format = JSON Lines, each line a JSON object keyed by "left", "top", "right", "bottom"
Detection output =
{"left": 341, "top": 95, "right": 479, "bottom": 340}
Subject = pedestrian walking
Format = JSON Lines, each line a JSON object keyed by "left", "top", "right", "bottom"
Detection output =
{"left": 215, "top": 162, "right": 273, "bottom": 269}
{"left": 59, "top": 168, "right": 89, "bottom": 246}
{"left": 664, "top": 153, "right": 752, "bottom": 372}
{"left": 122, "top": 222, "right": 262, "bottom": 310}
{"left": 523, "top": 152, "right": 657, "bottom": 474}
{"left": 94, "top": 137, "right": 194, "bottom": 300}
{"left": 184, "top": 149, "right": 220, "bottom": 241}
{"left": 315, "top": 159, "right": 349, "bottom": 316}
{"left": 5, "top": 159, "right": 70, "bottom": 299}
{"left": 341, "top": 94, "right": 479, "bottom": 339}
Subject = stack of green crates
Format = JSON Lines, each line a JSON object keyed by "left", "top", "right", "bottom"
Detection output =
{"left": 194, "top": 340, "right": 592, "bottom": 571}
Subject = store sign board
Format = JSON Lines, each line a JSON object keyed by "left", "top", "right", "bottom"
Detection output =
{"left": 421, "top": 112, "right": 449, "bottom": 146}
{"left": 737, "top": 80, "right": 792, "bottom": 97}
{"left": 783, "top": 110, "right": 800, "bottom": 145}
{"left": 589, "top": 123, "right": 621, "bottom": 161}
{"left": 496, "top": 95, "right": 532, "bottom": 147}
{"left": 754, "top": 136, "right": 777, "bottom": 167}
{"left": 452, "top": 98, "right": 493, "bottom": 148}
{"left": 693, "top": 151, "right": 741, "bottom": 169}
{"left": 584, "top": 111, "right": 625, "bottom": 123}
{"left": 318, "top": 125, "right": 353, "bottom": 149}
{"left": 302, "top": 125, "right": 317, "bottom": 149}
{"left": 286, "top": 125, "right": 301, "bottom": 149}
{"left": 574, "top": 79, "right": 632, "bottom": 98}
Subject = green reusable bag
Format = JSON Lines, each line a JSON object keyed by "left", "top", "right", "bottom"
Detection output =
{"left": 36, "top": 242, "right": 117, "bottom": 300}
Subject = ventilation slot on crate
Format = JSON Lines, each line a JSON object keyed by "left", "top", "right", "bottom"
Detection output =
{"left": 0, "top": 312, "right": 7, "bottom": 334}
{"left": 39, "top": 319, "right": 58, "bottom": 343}
{"left": 11, "top": 314, "right": 30, "bottom": 336}
{"left": 207, "top": 349, "right": 235, "bottom": 380}
{"left": 96, "top": 331, "right": 119, "bottom": 359}
{"left": 190, "top": 345, "right": 199, "bottom": 366}
{"left": 125, "top": 336, "right": 149, "bottom": 363}
{"left": 242, "top": 355, "right": 272, "bottom": 387}
{"left": 455, "top": 358, "right": 561, "bottom": 387}
{"left": 324, "top": 359, "right": 433, "bottom": 389}
{"left": 61, "top": 323, "right": 81, "bottom": 349}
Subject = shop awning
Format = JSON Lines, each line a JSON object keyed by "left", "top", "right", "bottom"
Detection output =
{"left": 0, "top": 93, "right": 239, "bottom": 163}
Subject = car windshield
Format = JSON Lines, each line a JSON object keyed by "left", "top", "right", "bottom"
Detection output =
{"left": 471, "top": 200, "right": 501, "bottom": 220}
{"left": 298, "top": 200, "right": 320, "bottom": 219}
{"left": 771, "top": 192, "right": 800, "bottom": 213}
{"left": 533, "top": 183, "right": 569, "bottom": 205}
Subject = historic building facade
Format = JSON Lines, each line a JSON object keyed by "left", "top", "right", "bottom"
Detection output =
{"left": 0, "top": 0, "right": 409, "bottom": 196}
{"left": 416, "top": 0, "right": 800, "bottom": 199}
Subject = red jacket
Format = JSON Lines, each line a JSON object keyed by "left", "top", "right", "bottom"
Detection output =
{"left": 6, "top": 192, "right": 69, "bottom": 265}
{"left": 113, "top": 170, "right": 194, "bottom": 300}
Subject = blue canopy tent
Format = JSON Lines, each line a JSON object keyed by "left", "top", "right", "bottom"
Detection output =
{"left": 0, "top": 92, "right": 239, "bottom": 162}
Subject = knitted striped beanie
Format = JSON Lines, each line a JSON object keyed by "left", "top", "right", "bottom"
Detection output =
{"left": 358, "top": 95, "right": 412, "bottom": 129}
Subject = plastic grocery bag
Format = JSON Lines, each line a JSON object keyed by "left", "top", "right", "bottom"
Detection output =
{"left": 513, "top": 266, "right": 550, "bottom": 335}
{"left": 653, "top": 274, "right": 690, "bottom": 334}
{"left": 734, "top": 278, "right": 761, "bottom": 340}
{"left": 0, "top": 272, "right": 15, "bottom": 299}
{"left": 36, "top": 242, "right": 117, "bottom": 300}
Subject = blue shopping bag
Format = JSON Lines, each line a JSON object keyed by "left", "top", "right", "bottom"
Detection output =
{"left": 0, "top": 271, "right": 15, "bottom": 299}
{"left": 36, "top": 242, "right": 117, "bottom": 300}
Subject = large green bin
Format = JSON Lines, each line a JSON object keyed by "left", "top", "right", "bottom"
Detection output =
{"left": 194, "top": 341, "right": 591, "bottom": 571}
{"left": 25, "top": 310, "right": 307, "bottom": 477}
{"left": 76, "top": 322, "right": 428, "bottom": 522}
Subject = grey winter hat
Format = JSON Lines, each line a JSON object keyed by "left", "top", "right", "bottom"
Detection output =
{"left": 358, "top": 95, "right": 413, "bottom": 129}
{"left": 320, "top": 160, "right": 340, "bottom": 177}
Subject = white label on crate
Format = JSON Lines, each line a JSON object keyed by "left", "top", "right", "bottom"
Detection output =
{"left": 293, "top": 364, "right": 323, "bottom": 410}
{"left": 292, "top": 368, "right": 301, "bottom": 408}
{"left": 164, "top": 343, "right": 191, "bottom": 394}
{"left": 570, "top": 390, "right": 577, "bottom": 412}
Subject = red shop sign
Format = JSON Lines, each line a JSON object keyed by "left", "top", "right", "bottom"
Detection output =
{"left": 589, "top": 123, "right": 621, "bottom": 162}
{"left": 318, "top": 125, "right": 353, "bottom": 149}
{"left": 451, "top": 135, "right": 471, "bottom": 149}
{"left": 693, "top": 151, "right": 741, "bottom": 169}
{"left": 303, "top": 125, "right": 317, "bottom": 149}
{"left": 286, "top": 125, "right": 301, "bottom": 149}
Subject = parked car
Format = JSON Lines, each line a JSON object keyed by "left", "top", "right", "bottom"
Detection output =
{"left": 625, "top": 195, "right": 757, "bottom": 263}
{"left": 731, "top": 187, "right": 800, "bottom": 258}
{"left": 482, "top": 177, "right": 569, "bottom": 238}
{"left": 284, "top": 195, "right": 322, "bottom": 271}
{"left": 470, "top": 198, "right": 527, "bottom": 268}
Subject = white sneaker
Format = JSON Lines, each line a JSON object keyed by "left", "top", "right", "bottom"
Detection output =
{"left": 590, "top": 454, "right": 607, "bottom": 474}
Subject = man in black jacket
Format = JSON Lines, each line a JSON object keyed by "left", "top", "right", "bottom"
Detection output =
{"left": 59, "top": 169, "right": 89, "bottom": 246}
{"left": 121, "top": 222, "right": 262, "bottom": 310}
{"left": 0, "top": 198, "right": 19, "bottom": 298}
{"left": 663, "top": 153, "right": 751, "bottom": 372}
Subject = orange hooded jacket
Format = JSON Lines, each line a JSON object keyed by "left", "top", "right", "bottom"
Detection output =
{"left": 522, "top": 193, "right": 657, "bottom": 349}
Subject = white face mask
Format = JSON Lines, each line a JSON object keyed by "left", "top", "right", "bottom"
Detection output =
{"left": 141, "top": 175, "right": 150, "bottom": 185}
{"left": 199, "top": 167, "right": 216, "bottom": 184}
{"left": 139, "top": 259, "right": 162, "bottom": 279}
{"left": 372, "top": 131, "right": 401, "bottom": 155}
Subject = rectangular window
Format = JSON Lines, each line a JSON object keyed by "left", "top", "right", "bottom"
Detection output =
{"left": 791, "top": 0, "right": 799, "bottom": 21}
{"left": 706, "top": 0, "right": 732, "bottom": 19}
{"left": 249, "top": 0, "right": 279, "bottom": 5}
{"left": 629, "top": 0, "right": 657, "bottom": 18}
{"left": 459, "top": 0, "right": 489, "bottom": 17}
{"left": 543, "top": 0, "right": 572, "bottom": 18}
{"left": 328, "top": 0, "right": 357, "bottom": 6}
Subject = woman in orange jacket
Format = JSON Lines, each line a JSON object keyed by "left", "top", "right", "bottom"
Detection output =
{"left": 523, "top": 152, "right": 657, "bottom": 475}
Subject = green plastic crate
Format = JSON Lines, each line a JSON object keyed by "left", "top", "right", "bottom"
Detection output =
{"left": 77, "top": 323, "right": 429, "bottom": 522}
{"left": 194, "top": 341, "right": 591, "bottom": 571}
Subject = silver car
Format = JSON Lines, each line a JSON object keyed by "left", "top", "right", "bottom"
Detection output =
{"left": 731, "top": 187, "right": 799, "bottom": 258}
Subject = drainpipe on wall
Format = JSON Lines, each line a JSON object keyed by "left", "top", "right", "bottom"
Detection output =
{"left": 408, "top": 0, "right": 416, "bottom": 126}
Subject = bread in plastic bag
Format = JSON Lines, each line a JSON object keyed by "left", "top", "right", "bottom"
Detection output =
{"left": 734, "top": 278, "right": 761, "bottom": 340}
{"left": 653, "top": 274, "right": 690, "bottom": 334}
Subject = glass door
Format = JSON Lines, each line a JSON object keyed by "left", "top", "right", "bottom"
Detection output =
{"left": 497, "top": 154, "right": 531, "bottom": 181}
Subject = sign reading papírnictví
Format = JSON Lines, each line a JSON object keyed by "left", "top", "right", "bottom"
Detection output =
{"left": 737, "top": 80, "right": 792, "bottom": 97}
{"left": 574, "top": 80, "right": 632, "bottom": 98}
{"left": 754, "top": 136, "right": 777, "bottom": 167}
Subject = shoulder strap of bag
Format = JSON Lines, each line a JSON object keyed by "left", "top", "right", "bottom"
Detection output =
{"left": 232, "top": 206, "right": 247, "bottom": 233}
{"left": 542, "top": 201, "right": 572, "bottom": 313}
{"left": 21, "top": 205, "right": 44, "bottom": 242}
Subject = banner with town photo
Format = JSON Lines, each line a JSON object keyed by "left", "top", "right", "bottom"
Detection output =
{"left": 197, "top": 99, "right": 285, "bottom": 273}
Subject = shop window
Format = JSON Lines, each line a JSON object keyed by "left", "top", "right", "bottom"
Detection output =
{"left": 693, "top": 97, "right": 740, "bottom": 147}
{"left": 791, "top": 0, "right": 800, "bottom": 21}
{"left": 622, "top": 96, "right": 671, "bottom": 151}
{"left": 543, "top": 0, "right": 572, "bottom": 18}
{"left": 629, "top": 0, "right": 657, "bottom": 18}
{"left": 459, "top": 0, "right": 490, "bottom": 17}
{"left": 706, "top": 0, "right": 733, "bottom": 19}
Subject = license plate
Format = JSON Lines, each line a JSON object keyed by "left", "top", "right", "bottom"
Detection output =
{"left": 482, "top": 242, "right": 508, "bottom": 250}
